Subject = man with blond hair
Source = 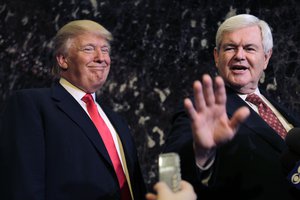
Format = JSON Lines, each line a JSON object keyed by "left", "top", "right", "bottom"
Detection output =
{"left": 0, "top": 20, "right": 146, "bottom": 200}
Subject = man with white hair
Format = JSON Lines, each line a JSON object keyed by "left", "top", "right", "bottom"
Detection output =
{"left": 164, "top": 14, "right": 300, "bottom": 200}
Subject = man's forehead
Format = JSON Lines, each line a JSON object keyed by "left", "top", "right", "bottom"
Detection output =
{"left": 71, "top": 34, "right": 109, "bottom": 45}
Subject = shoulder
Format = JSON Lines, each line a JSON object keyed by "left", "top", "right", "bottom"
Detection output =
{"left": 13, "top": 87, "right": 51, "bottom": 96}
{"left": 10, "top": 88, "right": 52, "bottom": 103}
{"left": 2, "top": 87, "right": 52, "bottom": 113}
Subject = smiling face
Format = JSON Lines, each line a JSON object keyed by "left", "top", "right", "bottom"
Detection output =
{"left": 56, "top": 33, "right": 111, "bottom": 93}
{"left": 214, "top": 25, "right": 272, "bottom": 94}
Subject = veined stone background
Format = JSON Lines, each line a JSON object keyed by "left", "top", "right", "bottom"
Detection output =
{"left": 1, "top": 0, "right": 300, "bottom": 190}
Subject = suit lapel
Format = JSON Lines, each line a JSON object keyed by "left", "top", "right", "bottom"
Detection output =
{"left": 51, "top": 82, "right": 113, "bottom": 166}
{"left": 225, "top": 87, "right": 286, "bottom": 152}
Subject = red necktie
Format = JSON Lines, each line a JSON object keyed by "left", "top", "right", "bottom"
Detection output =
{"left": 246, "top": 93, "right": 287, "bottom": 139}
{"left": 82, "top": 94, "right": 131, "bottom": 200}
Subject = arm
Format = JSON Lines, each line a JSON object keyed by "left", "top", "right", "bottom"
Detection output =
{"left": 0, "top": 91, "right": 45, "bottom": 200}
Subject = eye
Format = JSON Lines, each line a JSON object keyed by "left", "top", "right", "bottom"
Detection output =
{"left": 101, "top": 46, "right": 110, "bottom": 54}
{"left": 245, "top": 47, "right": 256, "bottom": 52}
{"left": 222, "top": 44, "right": 236, "bottom": 52}
{"left": 81, "top": 45, "right": 96, "bottom": 53}
{"left": 224, "top": 46, "right": 235, "bottom": 51}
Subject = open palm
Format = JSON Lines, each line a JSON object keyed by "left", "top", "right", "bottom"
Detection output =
{"left": 184, "top": 75, "right": 250, "bottom": 164}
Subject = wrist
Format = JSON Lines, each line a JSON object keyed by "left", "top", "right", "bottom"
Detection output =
{"left": 193, "top": 143, "right": 216, "bottom": 167}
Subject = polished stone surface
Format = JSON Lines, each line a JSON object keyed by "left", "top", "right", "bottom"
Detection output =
{"left": 1, "top": 0, "right": 300, "bottom": 189}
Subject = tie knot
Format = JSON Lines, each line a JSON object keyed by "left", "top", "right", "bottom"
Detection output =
{"left": 82, "top": 93, "right": 94, "bottom": 104}
{"left": 246, "top": 93, "right": 263, "bottom": 106}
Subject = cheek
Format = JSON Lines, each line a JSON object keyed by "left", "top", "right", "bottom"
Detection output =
{"left": 69, "top": 54, "right": 89, "bottom": 65}
{"left": 106, "top": 56, "right": 111, "bottom": 65}
{"left": 217, "top": 58, "right": 229, "bottom": 71}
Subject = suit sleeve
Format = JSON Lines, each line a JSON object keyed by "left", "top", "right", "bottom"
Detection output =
{"left": 162, "top": 102, "right": 210, "bottom": 186}
{"left": 0, "top": 91, "right": 46, "bottom": 200}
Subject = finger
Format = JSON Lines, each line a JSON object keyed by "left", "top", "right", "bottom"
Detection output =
{"left": 145, "top": 193, "right": 157, "bottom": 200}
{"left": 192, "top": 80, "right": 205, "bottom": 111}
{"left": 179, "top": 180, "right": 197, "bottom": 200}
{"left": 152, "top": 182, "right": 173, "bottom": 197}
{"left": 153, "top": 181, "right": 171, "bottom": 192}
{"left": 180, "top": 180, "right": 194, "bottom": 190}
{"left": 184, "top": 98, "right": 197, "bottom": 121}
{"left": 202, "top": 74, "right": 215, "bottom": 107}
{"left": 214, "top": 76, "right": 226, "bottom": 105}
{"left": 229, "top": 106, "right": 250, "bottom": 131}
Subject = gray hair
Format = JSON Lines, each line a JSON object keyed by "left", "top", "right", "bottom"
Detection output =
{"left": 52, "top": 20, "right": 113, "bottom": 75}
{"left": 215, "top": 14, "right": 273, "bottom": 54}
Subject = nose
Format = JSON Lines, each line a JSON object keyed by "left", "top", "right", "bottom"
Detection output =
{"left": 234, "top": 47, "right": 245, "bottom": 61}
{"left": 94, "top": 48, "right": 105, "bottom": 61}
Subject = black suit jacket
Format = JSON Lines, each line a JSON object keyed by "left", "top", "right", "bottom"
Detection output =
{"left": 0, "top": 81, "right": 146, "bottom": 200}
{"left": 164, "top": 86, "right": 300, "bottom": 200}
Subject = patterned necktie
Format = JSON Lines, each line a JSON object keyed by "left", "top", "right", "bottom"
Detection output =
{"left": 246, "top": 93, "right": 287, "bottom": 139}
{"left": 82, "top": 94, "right": 132, "bottom": 200}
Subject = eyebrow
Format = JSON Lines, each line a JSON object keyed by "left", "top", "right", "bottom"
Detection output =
{"left": 222, "top": 43, "right": 259, "bottom": 48}
{"left": 77, "top": 43, "right": 110, "bottom": 51}
{"left": 81, "top": 43, "right": 109, "bottom": 47}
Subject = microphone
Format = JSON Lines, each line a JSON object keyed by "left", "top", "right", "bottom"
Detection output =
{"left": 281, "top": 128, "right": 300, "bottom": 189}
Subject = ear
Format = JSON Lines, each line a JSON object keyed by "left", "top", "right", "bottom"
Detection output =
{"left": 56, "top": 54, "right": 68, "bottom": 70}
{"left": 263, "top": 49, "right": 272, "bottom": 70}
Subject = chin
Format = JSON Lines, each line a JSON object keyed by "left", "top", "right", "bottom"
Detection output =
{"left": 227, "top": 79, "right": 245, "bottom": 87}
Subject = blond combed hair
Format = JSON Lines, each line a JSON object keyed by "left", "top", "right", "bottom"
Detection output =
{"left": 52, "top": 20, "right": 113, "bottom": 76}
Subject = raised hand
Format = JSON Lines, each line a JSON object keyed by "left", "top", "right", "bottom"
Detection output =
{"left": 184, "top": 74, "right": 250, "bottom": 165}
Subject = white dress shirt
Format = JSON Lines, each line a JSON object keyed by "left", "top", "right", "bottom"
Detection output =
{"left": 59, "top": 78, "right": 125, "bottom": 169}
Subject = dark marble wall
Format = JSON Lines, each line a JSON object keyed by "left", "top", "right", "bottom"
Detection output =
{"left": 1, "top": 0, "right": 300, "bottom": 189}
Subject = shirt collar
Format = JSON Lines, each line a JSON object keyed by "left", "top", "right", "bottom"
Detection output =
{"left": 59, "top": 78, "right": 96, "bottom": 101}
{"left": 238, "top": 88, "right": 261, "bottom": 101}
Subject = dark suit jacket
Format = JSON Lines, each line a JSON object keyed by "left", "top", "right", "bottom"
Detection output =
{"left": 164, "top": 86, "right": 300, "bottom": 200}
{"left": 0, "top": 81, "right": 146, "bottom": 200}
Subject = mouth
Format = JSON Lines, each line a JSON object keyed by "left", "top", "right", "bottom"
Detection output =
{"left": 89, "top": 65, "right": 108, "bottom": 70}
{"left": 230, "top": 65, "right": 248, "bottom": 71}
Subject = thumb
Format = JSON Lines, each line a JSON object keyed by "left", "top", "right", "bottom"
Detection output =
{"left": 229, "top": 106, "right": 250, "bottom": 131}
